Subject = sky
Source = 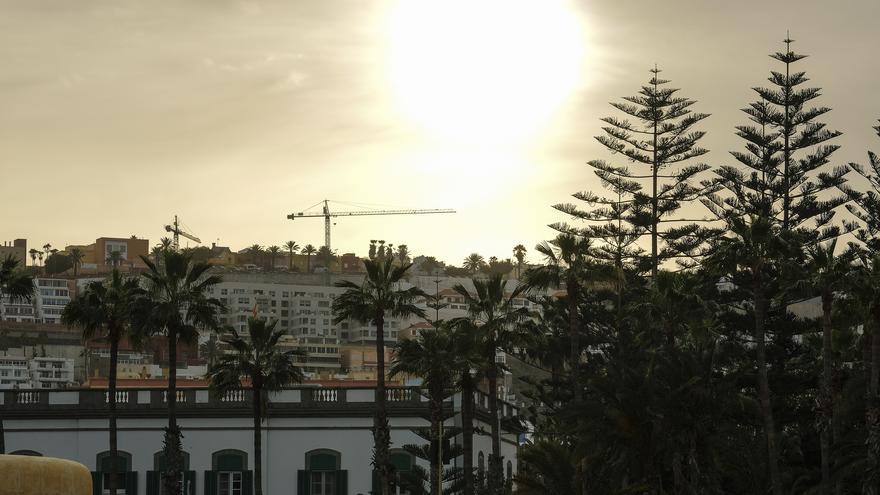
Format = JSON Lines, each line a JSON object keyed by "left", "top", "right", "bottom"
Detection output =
{"left": 1, "top": 0, "right": 879, "bottom": 266}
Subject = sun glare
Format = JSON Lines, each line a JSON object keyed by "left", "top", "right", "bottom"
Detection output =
{"left": 385, "top": 0, "right": 586, "bottom": 145}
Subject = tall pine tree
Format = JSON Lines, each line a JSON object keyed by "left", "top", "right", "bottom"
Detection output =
{"left": 705, "top": 36, "right": 849, "bottom": 242}
{"left": 703, "top": 37, "right": 849, "bottom": 495}
{"left": 843, "top": 121, "right": 880, "bottom": 252}
{"left": 553, "top": 67, "right": 714, "bottom": 279}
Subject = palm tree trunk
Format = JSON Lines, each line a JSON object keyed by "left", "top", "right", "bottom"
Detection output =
{"left": 461, "top": 372, "right": 475, "bottom": 495}
{"left": 253, "top": 384, "right": 263, "bottom": 495}
{"left": 820, "top": 292, "right": 833, "bottom": 495}
{"left": 164, "top": 328, "right": 183, "bottom": 495}
{"left": 755, "top": 286, "right": 783, "bottom": 495}
{"left": 486, "top": 347, "right": 502, "bottom": 494}
{"left": 375, "top": 313, "right": 391, "bottom": 495}
{"left": 567, "top": 280, "right": 581, "bottom": 403}
{"left": 109, "top": 335, "right": 120, "bottom": 495}
{"left": 429, "top": 383, "right": 442, "bottom": 495}
{"left": 0, "top": 407, "right": 5, "bottom": 454}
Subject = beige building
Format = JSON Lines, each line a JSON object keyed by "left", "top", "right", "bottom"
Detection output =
{"left": 0, "top": 239, "right": 27, "bottom": 264}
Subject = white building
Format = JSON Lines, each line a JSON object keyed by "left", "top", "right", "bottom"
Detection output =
{"left": 3, "top": 386, "right": 521, "bottom": 495}
{"left": 0, "top": 277, "right": 72, "bottom": 324}
{"left": 0, "top": 355, "right": 76, "bottom": 389}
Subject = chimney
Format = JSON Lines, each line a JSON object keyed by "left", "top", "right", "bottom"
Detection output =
{"left": 212, "top": 242, "right": 216, "bottom": 249}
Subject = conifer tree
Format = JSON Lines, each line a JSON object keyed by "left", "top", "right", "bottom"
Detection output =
{"left": 553, "top": 67, "right": 713, "bottom": 279}
{"left": 843, "top": 121, "right": 880, "bottom": 252}
{"left": 705, "top": 37, "right": 849, "bottom": 242}
{"left": 703, "top": 37, "right": 848, "bottom": 495}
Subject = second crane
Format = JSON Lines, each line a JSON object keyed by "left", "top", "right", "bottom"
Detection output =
{"left": 287, "top": 200, "right": 455, "bottom": 251}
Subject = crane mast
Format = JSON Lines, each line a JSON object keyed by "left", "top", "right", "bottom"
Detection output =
{"left": 287, "top": 199, "right": 455, "bottom": 251}
{"left": 164, "top": 215, "right": 201, "bottom": 251}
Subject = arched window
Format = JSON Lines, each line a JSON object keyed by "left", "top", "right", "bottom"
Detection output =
{"left": 95, "top": 451, "right": 133, "bottom": 495}
{"left": 506, "top": 460, "right": 513, "bottom": 482}
{"left": 148, "top": 451, "right": 194, "bottom": 495}
{"left": 207, "top": 450, "right": 250, "bottom": 495}
{"left": 477, "top": 452, "right": 485, "bottom": 478}
{"left": 9, "top": 450, "right": 41, "bottom": 456}
{"left": 302, "top": 449, "right": 342, "bottom": 495}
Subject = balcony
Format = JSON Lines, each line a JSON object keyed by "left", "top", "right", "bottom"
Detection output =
{"left": 0, "top": 386, "right": 520, "bottom": 421}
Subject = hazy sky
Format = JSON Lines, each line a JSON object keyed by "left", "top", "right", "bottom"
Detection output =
{"left": 2, "top": 0, "right": 879, "bottom": 266}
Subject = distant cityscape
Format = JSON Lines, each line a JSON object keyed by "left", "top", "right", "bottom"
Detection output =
{"left": 0, "top": 235, "right": 542, "bottom": 397}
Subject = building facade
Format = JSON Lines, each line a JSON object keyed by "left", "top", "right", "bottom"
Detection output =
{"left": 3, "top": 386, "right": 521, "bottom": 495}
{"left": 0, "top": 238, "right": 27, "bottom": 264}
{"left": 0, "top": 356, "right": 75, "bottom": 389}
{"left": 1, "top": 277, "right": 73, "bottom": 324}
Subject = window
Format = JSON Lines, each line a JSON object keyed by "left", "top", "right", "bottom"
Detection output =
{"left": 96, "top": 450, "right": 132, "bottom": 495}
{"left": 300, "top": 449, "right": 344, "bottom": 495}
{"left": 310, "top": 472, "right": 335, "bottom": 495}
{"left": 477, "top": 452, "right": 485, "bottom": 478}
{"left": 150, "top": 451, "right": 193, "bottom": 495}
{"left": 390, "top": 451, "right": 415, "bottom": 495}
{"left": 211, "top": 450, "right": 249, "bottom": 495}
{"left": 219, "top": 472, "right": 242, "bottom": 495}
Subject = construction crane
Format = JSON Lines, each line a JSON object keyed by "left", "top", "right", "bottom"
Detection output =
{"left": 164, "top": 215, "right": 201, "bottom": 250}
{"left": 287, "top": 200, "right": 455, "bottom": 251}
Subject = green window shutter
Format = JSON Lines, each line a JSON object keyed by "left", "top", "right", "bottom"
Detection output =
{"left": 297, "top": 470, "right": 311, "bottom": 495}
{"left": 126, "top": 471, "right": 138, "bottom": 495}
{"left": 91, "top": 471, "right": 102, "bottom": 495}
{"left": 242, "top": 471, "right": 254, "bottom": 495}
{"left": 204, "top": 471, "right": 217, "bottom": 495}
{"left": 336, "top": 470, "right": 348, "bottom": 495}
{"left": 370, "top": 470, "right": 378, "bottom": 495}
{"left": 146, "top": 471, "right": 159, "bottom": 495}
{"left": 185, "top": 471, "right": 196, "bottom": 495}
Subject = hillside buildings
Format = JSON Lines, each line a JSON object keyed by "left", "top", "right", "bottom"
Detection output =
{"left": 0, "top": 355, "right": 75, "bottom": 389}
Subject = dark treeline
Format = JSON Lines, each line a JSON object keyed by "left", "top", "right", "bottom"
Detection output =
{"left": 513, "top": 38, "right": 880, "bottom": 495}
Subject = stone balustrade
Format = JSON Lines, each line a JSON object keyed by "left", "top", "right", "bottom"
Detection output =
{"left": 0, "top": 386, "right": 520, "bottom": 421}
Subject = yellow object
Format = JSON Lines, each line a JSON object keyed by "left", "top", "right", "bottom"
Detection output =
{"left": 0, "top": 455, "right": 91, "bottom": 495}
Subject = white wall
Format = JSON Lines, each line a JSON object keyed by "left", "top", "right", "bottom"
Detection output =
{"left": 5, "top": 413, "right": 517, "bottom": 495}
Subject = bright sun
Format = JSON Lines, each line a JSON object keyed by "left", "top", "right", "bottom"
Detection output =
{"left": 385, "top": 0, "right": 586, "bottom": 145}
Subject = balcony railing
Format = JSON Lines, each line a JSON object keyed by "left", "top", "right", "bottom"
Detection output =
{"left": 0, "top": 386, "right": 519, "bottom": 420}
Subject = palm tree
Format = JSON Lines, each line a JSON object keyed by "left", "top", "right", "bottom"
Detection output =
{"left": 302, "top": 244, "right": 317, "bottom": 273}
{"left": 61, "top": 269, "right": 142, "bottom": 495}
{"left": 283, "top": 241, "right": 300, "bottom": 270}
{"left": 266, "top": 245, "right": 281, "bottom": 271}
{"left": 332, "top": 258, "right": 427, "bottom": 495}
{"left": 391, "top": 327, "right": 457, "bottom": 495}
{"left": 515, "top": 439, "right": 583, "bottom": 495}
{"left": 28, "top": 248, "right": 38, "bottom": 267}
{"left": 133, "top": 249, "right": 224, "bottom": 495}
{"left": 43, "top": 243, "right": 52, "bottom": 261}
{"left": 106, "top": 250, "right": 123, "bottom": 268}
{"left": 0, "top": 254, "right": 34, "bottom": 454}
{"left": 524, "top": 234, "right": 593, "bottom": 402}
{"left": 452, "top": 273, "right": 529, "bottom": 493}
{"left": 316, "top": 246, "right": 336, "bottom": 270}
{"left": 396, "top": 244, "right": 410, "bottom": 266}
{"left": 37, "top": 251, "right": 44, "bottom": 268}
{"left": 462, "top": 253, "right": 485, "bottom": 275}
{"left": 801, "top": 239, "right": 854, "bottom": 494}
{"left": 246, "top": 244, "right": 264, "bottom": 267}
{"left": 68, "top": 247, "right": 85, "bottom": 277}
{"left": 513, "top": 244, "right": 527, "bottom": 279}
{"left": 449, "top": 322, "right": 485, "bottom": 495}
{"left": 208, "top": 318, "right": 305, "bottom": 495}
{"left": 200, "top": 334, "right": 221, "bottom": 371}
